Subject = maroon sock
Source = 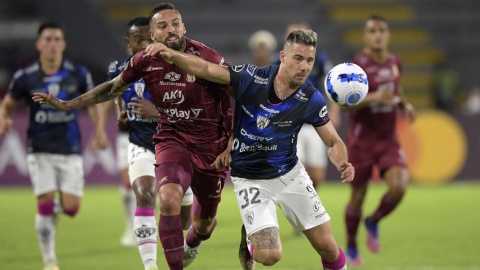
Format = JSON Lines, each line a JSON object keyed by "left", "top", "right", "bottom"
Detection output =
{"left": 370, "top": 193, "right": 401, "bottom": 224}
{"left": 345, "top": 204, "right": 362, "bottom": 248}
{"left": 186, "top": 218, "right": 217, "bottom": 248}
{"left": 158, "top": 214, "right": 184, "bottom": 270}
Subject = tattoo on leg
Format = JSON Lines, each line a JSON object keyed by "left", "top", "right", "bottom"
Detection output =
{"left": 252, "top": 227, "right": 280, "bottom": 250}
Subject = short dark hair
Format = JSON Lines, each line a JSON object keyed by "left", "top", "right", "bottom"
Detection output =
{"left": 285, "top": 29, "right": 317, "bottom": 48}
{"left": 127, "top": 17, "right": 150, "bottom": 36}
{"left": 148, "top": 2, "right": 180, "bottom": 24}
{"left": 367, "top": 15, "right": 386, "bottom": 22}
{"left": 38, "top": 21, "right": 65, "bottom": 36}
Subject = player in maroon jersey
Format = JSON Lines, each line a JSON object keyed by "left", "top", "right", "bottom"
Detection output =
{"left": 344, "top": 16, "right": 416, "bottom": 265}
{"left": 33, "top": 3, "right": 232, "bottom": 270}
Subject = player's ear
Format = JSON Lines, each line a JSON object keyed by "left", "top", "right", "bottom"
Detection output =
{"left": 279, "top": 51, "right": 285, "bottom": 63}
{"left": 183, "top": 23, "right": 186, "bottom": 35}
{"left": 125, "top": 37, "right": 130, "bottom": 45}
{"left": 149, "top": 29, "right": 155, "bottom": 42}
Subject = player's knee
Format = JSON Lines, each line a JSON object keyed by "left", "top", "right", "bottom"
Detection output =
{"left": 63, "top": 207, "right": 79, "bottom": 217}
{"left": 390, "top": 185, "right": 406, "bottom": 200}
{"left": 258, "top": 250, "right": 282, "bottom": 266}
{"left": 317, "top": 240, "right": 339, "bottom": 261}
{"left": 135, "top": 189, "right": 157, "bottom": 208}
{"left": 158, "top": 185, "right": 183, "bottom": 214}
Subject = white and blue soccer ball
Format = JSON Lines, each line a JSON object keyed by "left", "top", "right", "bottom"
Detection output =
{"left": 324, "top": 63, "right": 369, "bottom": 107}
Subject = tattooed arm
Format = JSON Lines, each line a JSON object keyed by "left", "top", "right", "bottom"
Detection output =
{"left": 32, "top": 74, "right": 131, "bottom": 111}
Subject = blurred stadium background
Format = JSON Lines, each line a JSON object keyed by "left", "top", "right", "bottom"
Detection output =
{"left": 1, "top": 0, "right": 480, "bottom": 269}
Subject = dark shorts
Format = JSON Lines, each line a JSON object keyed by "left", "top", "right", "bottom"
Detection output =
{"left": 348, "top": 140, "right": 407, "bottom": 186}
{"left": 155, "top": 141, "right": 228, "bottom": 219}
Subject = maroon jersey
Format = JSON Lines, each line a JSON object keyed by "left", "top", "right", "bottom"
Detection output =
{"left": 348, "top": 51, "right": 403, "bottom": 145}
{"left": 121, "top": 38, "right": 232, "bottom": 154}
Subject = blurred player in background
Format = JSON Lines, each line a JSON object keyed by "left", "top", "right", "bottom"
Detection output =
{"left": 0, "top": 21, "right": 108, "bottom": 270}
{"left": 248, "top": 30, "right": 277, "bottom": 67}
{"left": 33, "top": 3, "right": 233, "bottom": 269}
{"left": 276, "top": 21, "right": 340, "bottom": 192}
{"left": 344, "top": 16, "right": 416, "bottom": 265}
{"left": 102, "top": 16, "right": 194, "bottom": 269}
{"left": 144, "top": 29, "right": 353, "bottom": 270}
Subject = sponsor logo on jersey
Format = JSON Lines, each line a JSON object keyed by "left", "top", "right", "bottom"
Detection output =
{"left": 294, "top": 89, "right": 308, "bottom": 102}
{"left": 319, "top": 106, "right": 328, "bottom": 118}
{"left": 159, "top": 176, "right": 168, "bottom": 183}
{"left": 186, "top": 73, "right": 196, "bottom": 82}
{"left": 35, "top": 111, "right": 75, "bottom": 124}
{"left": 134, "top": 82, "right": 145, "bottom": 97}
{"left": 164, "top": 71, "right": 181, "bottom": 81}
{"left": 313, "top": 200, "right": 322, "bottom": 212}
{"left": 254, "top": 76, "right": 268, "bottom": 85}
{"left": 119, "top": 61, "right": 128, "bottom": 71}
{"left": 43, "top": 76, "right": 63, "bottom": 83}
{"left": 232, "top": 65, "right": 245, "bottom": 72}
{"left": 315, "top": 211, "right": 327, "bottom": 219}
{"left": 241, "top": 105, "right": 253, "bottom": 118}
{"left": 146, "top": 66, "right": 163, "bottom": 71}
{"left": 163, "top": 90, "right": 184, "bottom": 104}
{"left": 186, "top": 47, "right": 200, "bottom": 56}
{"left": 272, "top": 120, "right": 292, "bottom": 127}
{"left": 134, "top": 225, "right": 156, "bottom": 238}
{"left": 260, "top": 104, "right": 279, "bottom": 114}
{"left": 239, "top": 143, "right": 277, "bottom": 153}
{"left": 245, "top": 211, "right": 254, "bottom": 225}
{"left": 157, "top": 107, "right": 202, "bottom": 119}
{"left": 246, "top": 64, "right": 257, "bottom": 76}
{"left": 191, "top": 108, "right": 203, "bottom": 118}
{"left": 219, "top": 57, "right": 228, "bottom": 67}
{"left": 108, "top": 61, "right": 117, "bottom": 73}
{"left": 129, "top": 57, "right": 134, "bottom": 68}
{"left": 159, "top": 81, "right": 186, "bottom": 87}
{"left": 126, "top": 110, "right": 157, "bottom": 123}
{"left": 240, "top": 128, "right": 273, "bottom": 142}
{"left": 256, "top": 115, "right": 270, "bottom": 130}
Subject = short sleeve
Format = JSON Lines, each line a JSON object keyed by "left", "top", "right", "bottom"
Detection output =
{"left": 121, "top": 52, "right": 144, "bottom": 85}
{"left": 77, "top": 65, "right": 94, "bottom": 93}
{"left": 107, "top": 60, "right": 118, "bottom": 80}
{"left": 303, "top": 90, "right": 330, "bottom": 127}
{"left": 8, "top": 69, "right": 27, "bottom": 101}
{"left": 228, "top": 64, "right": 257, "bottom": 101}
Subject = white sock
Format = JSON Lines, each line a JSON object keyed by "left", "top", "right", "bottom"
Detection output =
{"left": 324, "top": 263, "right": 347, "bottom": 270}
{"left": 35, "top": 213, "right": 57, "bottom": 265}
{"left": 120, "top": 185, "right": 136, "bottom": 229}
{"left": 134, "top": 214, "right": 158, "bottom": 269}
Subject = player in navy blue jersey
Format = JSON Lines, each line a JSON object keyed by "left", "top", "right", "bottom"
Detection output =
{"left": 144, "top": 29, "right": 353, "bottom": 270}
{"left": 101, "top": 16, "right": 194, "bottom": 270}
{"left": 0, "top": 21, "right": 107, "bottom": 270}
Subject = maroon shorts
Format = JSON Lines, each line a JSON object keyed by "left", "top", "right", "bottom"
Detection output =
{"left": 348, "top": 140, "right": 407, "bottom": 186}
{"left": 155, "top": 140, "right": 228, "bottom": 219}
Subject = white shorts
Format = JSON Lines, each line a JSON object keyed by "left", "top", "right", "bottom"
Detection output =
{"left": 116, "top": 132, "right": 129, "bottom": 171}
{"left": 297, "top": 123, "right": 328, "bottom": 168}
{"left": 27, "top": 153, "right": 85, "bottom": 197}
{"left": 232, "top": 162, "right": 331, "bottom": 237}
{"left": 127, "top": 142, "right": 193, "bottom": 206}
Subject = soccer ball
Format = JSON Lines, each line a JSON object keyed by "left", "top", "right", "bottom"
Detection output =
{"left": 324, "top": 63, "right": 369, "bottom": 107}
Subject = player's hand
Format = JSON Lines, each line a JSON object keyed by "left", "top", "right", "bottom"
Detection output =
{"left": 211, "top": 151, "right": 232, "bottom": 171}
{"left": 402, "top": 103, "right": 417, "bottom": 124}
{"left": 128, "top": 94, "right": 159, "bottom": 118}
{"left": 144, "top": 43, "right": 172, "bottom": 60}
{"left": 117, "top": 110, "right": 128, "bottom": 131}
{"left": 337, "top": 161, "right": 355, "bottom": 183}
{"left": 32, "top": 92, "right": 69, "bottom": 111}
{"left": 89, "top": 129, "right": 109, "bottom": 152}
{"left": 0, "top": 117, "right": 12, "bottom": 136}
{"left": 371, "top": 91, "right": 394, "bottom": 105}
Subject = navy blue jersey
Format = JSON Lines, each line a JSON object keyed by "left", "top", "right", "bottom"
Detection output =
{"left": 8, "top": 59, "right": 93, "bottom": 154}
{"left": 274, "top": 51, "right": 332, "bottom": 90}
{"left": 229, "top": 64, "right": 330, "bottom": 179}
{"left": 108, "top": 57, "right": 157, "bottom": 153}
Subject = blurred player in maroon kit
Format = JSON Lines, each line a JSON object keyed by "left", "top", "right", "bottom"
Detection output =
{"left": 344, "top": 16, "right": 416, "bottom": 265}
{"left": 33, "top": 3, "right": 232, "bottom": 270}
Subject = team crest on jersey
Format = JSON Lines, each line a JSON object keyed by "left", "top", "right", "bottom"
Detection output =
{"left": 247, "top": 64, "right": 257, "bottom": 76}
{"left": 186, "top": 47, "right": 200, "bottom": 56}
{"left": 47, "top": 83, "right": 60, "bottom": 97}
{"left": 232, "top": 65, "right": 245, "bottom": 72}
{"left": 134, "top": 82, "right": 145, "bottom": 97}
{"left": 164, "top": 72, "right": 181, "bottom": 81}
{"left": 256, "top": 115, "right": 270, "bottom": 130}
{"left": 245, "top": 211, "right": 254, "bottom": 225}
{"left": 186, "top": 73, "right": 196, "bottom": 82}
{"left": 134, "top": 225, "right": 156, "bottom": 238}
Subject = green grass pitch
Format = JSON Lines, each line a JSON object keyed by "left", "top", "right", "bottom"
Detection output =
{"left": 1, "top": 182, "right": 479, "bottom": 270}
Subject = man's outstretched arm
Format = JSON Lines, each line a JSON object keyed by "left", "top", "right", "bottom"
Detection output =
{"left": 145, "top": 43, "right": 231, "bottom": 85}
{"left": 32, "top": 74, "right": 131, "bottom": 111}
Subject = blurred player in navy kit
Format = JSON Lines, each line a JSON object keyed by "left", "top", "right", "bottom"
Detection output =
{"left": 33, "top": 3, "right": 233, "bottom": 269}
{"left": 144, "top": 29, "right": 353, "bottom": 270}
{"left": 344, "top": 16, "right": 416, "bottom": 265}
{"left": 102, "top": 16, "right": 194, "bottom": 270}
{"left": 0, "top": 21, "right": 108, "bottom": 270}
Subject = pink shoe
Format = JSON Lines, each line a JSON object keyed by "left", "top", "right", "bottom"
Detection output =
{"left": 365, "top": 217, "right": 380, "bottom": 253}
{"left": 346, "top": 247, "right": 364, "bottom": 266}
